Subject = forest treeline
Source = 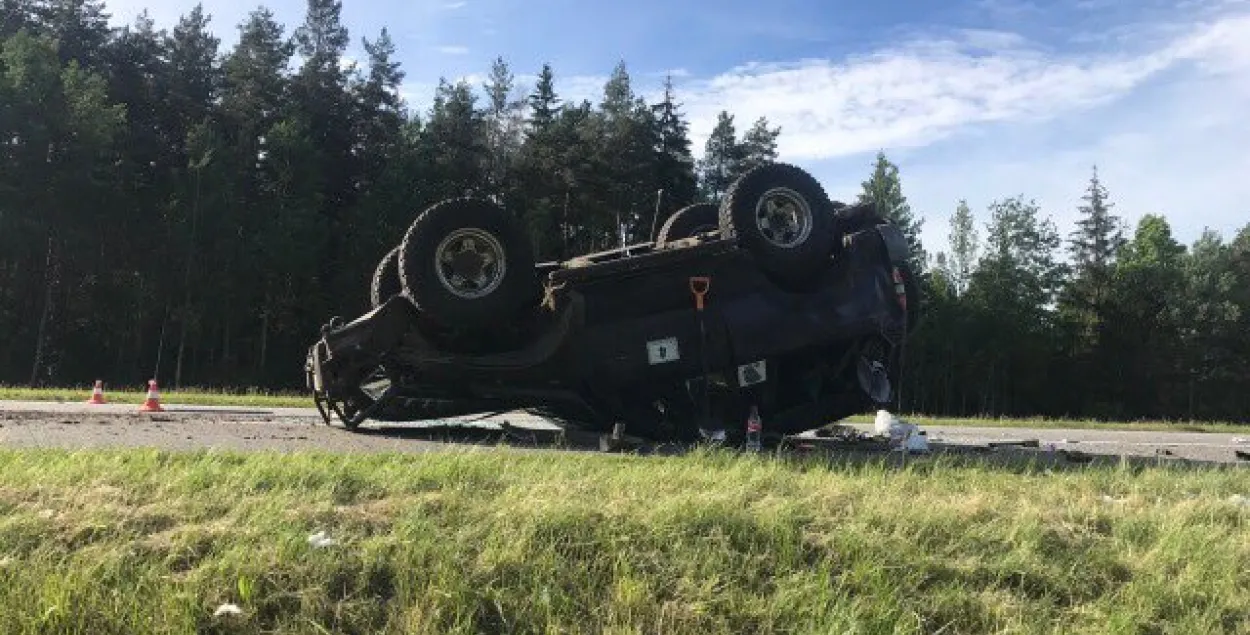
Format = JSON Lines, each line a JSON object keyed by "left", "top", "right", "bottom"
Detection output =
{"left": 2, "top": 0, "right": 1248, "bottom": 422}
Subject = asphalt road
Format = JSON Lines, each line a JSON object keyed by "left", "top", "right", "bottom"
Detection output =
{"left": 2, "top": 400, "right": 1248, "bottom": 465}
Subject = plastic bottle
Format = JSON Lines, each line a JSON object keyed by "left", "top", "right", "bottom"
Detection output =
{"left": 745, "top": 405, "right": 762, "bottom": 452}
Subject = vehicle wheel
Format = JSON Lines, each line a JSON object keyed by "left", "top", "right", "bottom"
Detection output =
{"left": 398, "top": 197, "right": 536, "bottom": 329}
{"left": 369, "top": 245, "right": 402, "bottom": 308}
{"left": 656, "top": 202, "right": 719, "bottom": 245}
{"left": 718, "top": 163, "right": 836, "bottom": 282}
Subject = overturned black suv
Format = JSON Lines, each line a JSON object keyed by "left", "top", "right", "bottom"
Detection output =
{"left": 306, "top": 162, "right": 921, "bottom": 444}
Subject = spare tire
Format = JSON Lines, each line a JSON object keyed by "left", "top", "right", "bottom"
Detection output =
{"left": 398, "top": 197, "right": 536, "bottom": 329}
{"left": 718, "top": 163, "right": 836, "bottom": 282}
{"left": 656, "top": 202, "right": 719, "bottom": 246}
{"left": 369, "top": 245, "right": 402, "bottom": 308}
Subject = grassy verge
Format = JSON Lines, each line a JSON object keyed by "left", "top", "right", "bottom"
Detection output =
{"left": 0, "top": 448, "right": 1246, "bottom": 634}
{"left": 0, "top": 385, "right": 310, "bottom": 409}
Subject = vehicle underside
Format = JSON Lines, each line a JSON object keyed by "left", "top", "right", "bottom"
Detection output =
{"left": 306, "top": 162, "right": 921, "bottom": 444}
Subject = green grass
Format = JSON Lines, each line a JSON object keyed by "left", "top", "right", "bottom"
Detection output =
{"left": 0, "top": 448, "right": 1246, "bottom": 634}
{"left": 0, "top": 385, "right": 310, "bottom": 408}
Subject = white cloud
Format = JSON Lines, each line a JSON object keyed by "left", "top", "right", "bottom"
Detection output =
{"left": 442, "top": 1, "right": 468, "bottom": 8}
{"left": 620, "top": 7, "right": 1249, "bottom": 257}
{"left": 672, "top": 13, "right": 1250, "bottom": 163}
{"left": 974, "top": 0, "right": 1045, "bottom": 18}
{"left": 436, "top": 45, "right": 470, "bottom": 55}
{"left": 900, "top": 68, "right": 1250, "bottom": 257}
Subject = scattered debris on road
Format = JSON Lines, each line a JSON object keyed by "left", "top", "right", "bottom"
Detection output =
{"left": 987, "top": 438, "right": 1041, "bottom": 448}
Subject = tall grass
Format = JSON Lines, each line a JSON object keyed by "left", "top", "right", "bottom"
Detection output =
{"left": 0, "top": 447, "right": 1246, "bottom": 634}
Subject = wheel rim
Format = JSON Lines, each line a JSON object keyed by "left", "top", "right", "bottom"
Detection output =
{"left": 753, "top": 187, "right": 813, "bottom": 248}
{"left": 434, "top": 227, "right": 507, "bottom": 299}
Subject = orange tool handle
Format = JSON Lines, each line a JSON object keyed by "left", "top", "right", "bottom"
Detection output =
{"left": 689, "top": 276, "right": 710, "bottom": 311}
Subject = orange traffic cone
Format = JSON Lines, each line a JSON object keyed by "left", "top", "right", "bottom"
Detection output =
{"left": 86, "top": 380, "right": 107, "bottom": 405}
{"left": 138, "top": 379, "right": 164, "bottom": 412}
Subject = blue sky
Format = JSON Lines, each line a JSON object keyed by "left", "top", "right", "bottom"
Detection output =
{"left": 102, "top": 0, "right": 1250, "bottom": 259}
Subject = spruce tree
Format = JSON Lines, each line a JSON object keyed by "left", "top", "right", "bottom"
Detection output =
{"left": 527, "top": 63, "right": 559, "bottom": 138}
{"left": 1064, "top": 165, "right": 1125, "bottom": 315}
{"left": 738, "top": 116, "right": 780, "bottom": 173}
{"left": 857, "top": 151, "right": 926, "bottom": 274}
{"left": 650, "top": 75, "right": 697, "bottom": 215}
{"left": 696, "top": 111, "right": 741, "bottom": 201}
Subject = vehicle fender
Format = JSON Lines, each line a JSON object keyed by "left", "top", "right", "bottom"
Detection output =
{"left": 874, "top": 222, "right": 911, "bottom": 266}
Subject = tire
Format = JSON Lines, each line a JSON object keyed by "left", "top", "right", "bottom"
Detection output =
{"left": 398, "top": 197, "right": 537, "bottom": 330}
{"left": 369, "top": 245, "right": 402, "bottom": 308}
{"left": 717, "top": 162, "right": 836, "bottom": 282}
{"left": 656, "top": 202, "right": 719, "bottom": 245}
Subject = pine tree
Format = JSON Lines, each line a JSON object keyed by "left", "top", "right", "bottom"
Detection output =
{"left": 422, "top": 78, "right": 488, "bottom": 199}
{"left": 857, "top": 151, "right": 926, "bottom": 274}
{"left": 696, "top": 111, "right": 741, "bottom": 201}
{"left": 481, "top": 56, "right": 523, "bottom": 200}
{"left": 738, "top": 116, "right": 780, "bottom": 173}
{"left": 1055, "top": 166, "right": 1128, "bottom": 411}
{"left": 33, "top": 0, "right": 111, "bottom": 70}
{"left": 595, "top": 61, "right": 659, "bottom": 245}
{"left": 354, "top": 26, "right": 405, "bottom": 173}
{"left": 360, "top": 27, "right": 404, "bottom": 116}
{"left": 526, "top": 63, "right": 559, "bottom": 138}
{"left": 1070, "top": 166, "right": 1125, "bottom": 271}
{"left": 650, "top": 75, "right": 697, "bottom": 215}
{"left": 1064, "top": 165, "right": 1125, "bottom": 315}
{"left": 599, "top": 60, "right": 634, "bottom": 119}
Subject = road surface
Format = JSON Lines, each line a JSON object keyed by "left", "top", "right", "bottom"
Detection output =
{"left": 2, "top": 400, "right": 1247, "bottom": 465}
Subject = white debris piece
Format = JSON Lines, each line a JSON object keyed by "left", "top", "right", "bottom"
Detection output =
{"left": 1228, "top": 495, "right": 1249, "bottom": 507}
{"left": 308, "top": 530, "right": 336, "bottom": 548}
{"left": 874, "top": 409, "right": 896, "bottom": 436}
{"left": 905, "top": 431, "right": 930, "bottom": 453}
{"left": 1101, "top": 495, "right": 1127, "bottom": 505}
{"left": 213, "top": 603, "right": 243, "bottom": 617}
{"left": 875, "top": 410, "right": 928, "bottom": 452}
{"left": 698, "top": 428, "right": 727, "bottom": 443}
